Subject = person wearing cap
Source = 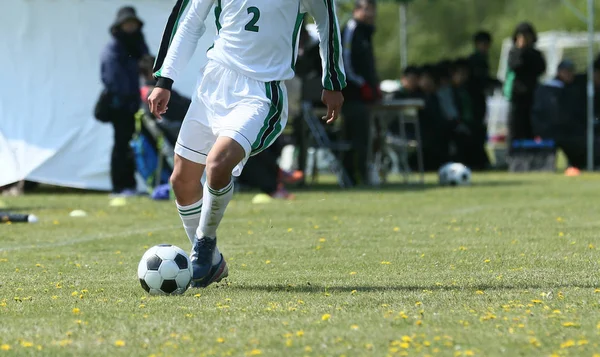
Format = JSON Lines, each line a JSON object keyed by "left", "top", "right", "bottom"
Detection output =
{"left": 503, "top": 22, "right": 547, "bottom": 156}
{"left": 100, "top": 6, "right": 149, "bottom": 195}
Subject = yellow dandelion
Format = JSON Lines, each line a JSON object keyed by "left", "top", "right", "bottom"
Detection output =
{"left": 393, "top": 227, "right": 400, "bottom": 232}
{"left": 295, "top": 330, "right": 304, "bottom": 337}
{"left": 365, "top": 343, "right": 374, "bottom": 350}
{"left": 349, "top": 271, "right": 357, "bottom": 275}
{"left": 595, "top": 288, "right": 600, "bottom": 293}
{"left": 530, "top": 299, "right": 542, "bottom": 304}
{"left": 72, "top": 307, "right": 80, "bottom": 314}
{"left": 484, "top": 259, "right": 490, "bottom": 263}
{"left": 1, "top": 344, "right": 10, "bottom": 351}
{"left": 401, "top": 336, "right": 412, "bottom": 342}
{"left": 351, "top": 324, "right": 359, "bottom": 330}
{"left": 248, "top": 230, "right": 253, "bottom": 235}
{"left": 194, "top": 293, "right": 201, "bottom": 298}
{"left": 351, "top": 290, "right": 357, "bottom": 295}
{"left": 285, "top": 339, "right": 292, "bottom": 347}
{"left": 114, "top": 340, "right": 125, "bottom": 347}
{"left": 577, "top": 339, "right": 588, "bottom": 346}
{"left": 304, "top": 346, "right": 313, "bottom": 352}
{"left": 415, "top": 301, "right": 422, "bottom": 306}
{"left": 185, "top": 313, "right": 193, "bottom": 318}
{"left": 562, "top": 322, "right": 579, "bottom": 327}
{"left": 287, "top": 228, "right": 293, "bottom": 232}
{"left": 139, "top": 304, "right": 146, "bottom": 309}
{"left": 589, "top": 243, "right": 595, "bottom": 249}
{"left": 321, "top": 314, "right": 331, "bottom": 321}
{"left": 381, "top": 261, "right": 391, "bottom": 265}
{"left": 416, "top": 320, "right": 423, "bottom": 326}
{"left": 313, "top": 225, "right": 319, "bottom": 229}
{"left": 529, "top": 337, "right": 541, "bottom": 347}
{"left": 556, "top": 217, "right": 563, "bottom": 222}
{"left": 216, "top": 337, "right": 225, "bottom": 343}
{"left": 558, "top": 232, "right": 564, "bottom": 237}
{"left": 560, "top": 340, "right": 575, "bottom": 348}
{"left": 265, "top": 260, "right": 271, "bottom": 264}
{"left": 476, "top": 290, "right": 484, "bottom": 295}
{"left": 423, "top": 340, "right": 431, "bottom": 347}
{"left": 400, "top": 342, "right": 410, "bottom": 349}
{"left": 248, "top": 349, "right": 262, "bottom": 356}
{"left": 20, "top": 341, "right": 33, "bottom": 348}
{"left": 465, "top": 351, "right": 475, "bottom": 356}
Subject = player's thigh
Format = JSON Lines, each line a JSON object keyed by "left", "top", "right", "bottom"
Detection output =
{"left": 222, "top": 81, "right": 289, "bottom": 158}
{"left": 172, "top": 101, "right": 215, "bottom": 184}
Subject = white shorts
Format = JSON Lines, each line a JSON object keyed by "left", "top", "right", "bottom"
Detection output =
{"left": 174, "top": 60, "right": 288, "bottom": 177}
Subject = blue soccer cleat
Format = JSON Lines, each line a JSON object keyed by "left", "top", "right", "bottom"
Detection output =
{"left": 190, "top": 236, "right": 228, "bottom": 288}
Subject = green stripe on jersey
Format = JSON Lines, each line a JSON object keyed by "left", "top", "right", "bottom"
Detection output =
{"left": 215, "top": 0, "right": 223, "bottom": 32}
{"left": 154, "top": 0, "right": 191, "bottom": 77}
{"left": 291, "top": 10, "right": 305, "bottom": 71}
{"left": 329, "top": 1, "right": 346, "bottom": 88}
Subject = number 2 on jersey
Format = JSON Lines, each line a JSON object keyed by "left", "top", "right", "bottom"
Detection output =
{"left": 245, "top": 6, "right": 260, "bottom": 32}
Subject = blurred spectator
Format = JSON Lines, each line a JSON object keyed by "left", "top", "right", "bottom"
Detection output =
{"left": 541, "top": 58, "right": 600, "bottom": 171}
{"left": 101, "top": 6, "right": 149, "bottom": 196}
{"left": 396, "top": 66, "right": 422, "bottom": 98}
{"left": 341, "top": 0, "right": 380, "bottom": 185}
{"left": 467, "top": 31, "right": 498, "bottom": 169}
{"left": 504, "top": 22, "right": 546, "bottom": 155}
{"left": 451, "top": 58, "right": 490, "bottom": 170}
{"left": 436, "top": 60, "right": 459, "bottom": 123}
{"left": 292, "top": 23, "right": 323, "bottom": 182}
{"left": 418, "top": 65, "right": 450, "bottom": 170}
{"left": 531, "top": 60, "right": 576, "bottom": 140}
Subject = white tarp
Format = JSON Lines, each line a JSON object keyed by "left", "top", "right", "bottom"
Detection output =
{"left": 0, "top": 0, "right": 216, "bottom": 190}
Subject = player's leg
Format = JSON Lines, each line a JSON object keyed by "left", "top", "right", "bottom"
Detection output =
{"left": 170, "top": 154, "right": 205, "bottom": 244}
{"left": 190, "top": 137, "right": 243, "bottom": 287}
{"left": 171, "top": 100, "right": 216, "bottom": 247}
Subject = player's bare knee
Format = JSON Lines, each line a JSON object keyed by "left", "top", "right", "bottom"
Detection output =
{"left": 206, "top": 155, "right": 233, "bottom": 188}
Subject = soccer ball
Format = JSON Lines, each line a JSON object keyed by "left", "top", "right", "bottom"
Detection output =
{"left": 137, "top": 244, "right": 192, "bottom": 295}
{"left": 439, "top": 162, "right": 472, "bottom": 186}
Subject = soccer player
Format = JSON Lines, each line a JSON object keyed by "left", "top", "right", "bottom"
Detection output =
{"left": 148, "top": 0, "right": 346, "bottom": 287}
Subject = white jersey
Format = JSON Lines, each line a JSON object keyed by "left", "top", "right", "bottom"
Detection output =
{"left": 153, "top": 0, "right": 346, "bottom": 91}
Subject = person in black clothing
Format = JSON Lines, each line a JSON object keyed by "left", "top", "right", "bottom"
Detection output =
{"left": 418, "top": 65, "right": 449, "bottom": 170}
{"left": 101, "top": 7, "right": 149, "bottom": 195}
{"left": 341, "top": 0, "right": 380, "bottom": 186}
{"left": 397, "top": 66, "right": 422, "bottom": 98}
{"left": 550, "top": 59, "right": 600, "bottom": 170}
{"left": 467, "top": 31, "right": 498, "bottom": 169}
{"left": 504, "top": 22, "right": 546, "bottom": 155}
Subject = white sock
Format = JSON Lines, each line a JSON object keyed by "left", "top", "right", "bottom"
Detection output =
{"left": 197, "top": 180, "right": 234, "bottom": 264}
{"left": 176, "top": 199, "right": 202, "bottom": 245}
{"left": 197, "top": 180, "right": 234, "bottom": 239}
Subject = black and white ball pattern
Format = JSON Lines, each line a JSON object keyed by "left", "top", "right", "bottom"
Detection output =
{"left": 137, "top": 244, "right": 192, "bottom": 295}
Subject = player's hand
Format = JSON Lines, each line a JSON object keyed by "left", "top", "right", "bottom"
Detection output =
{"left": 148, "top": 88, "right": 171, "bottom": 119}
{"left": 321, "top": 90, "right": 344, "bottom": 124}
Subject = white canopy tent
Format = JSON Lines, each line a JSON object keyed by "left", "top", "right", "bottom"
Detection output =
{"left": 0, "top": 0, "right": 216, "bottom": 190}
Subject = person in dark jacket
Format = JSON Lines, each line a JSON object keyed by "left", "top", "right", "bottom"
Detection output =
{"left": 340, "top": 0, "right": 379, "bottom": 186}
{"left": 551, "top": 59, "right": 600, "bottom": 171}
{"left": 504, "top": 22, "right": 546, "bottom": 155}
{"left": 101, "top": 6, "right": 149, "bottom": 195}
{"left": 467, "top": 31, "right": 499, "bottom": 169}
{"left": 418, "top": 65, "right": 450, "bottom": 170}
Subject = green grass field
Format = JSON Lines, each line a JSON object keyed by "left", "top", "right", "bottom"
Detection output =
{"left": 1, "top": 173, "right": 600, "bottom": 357}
